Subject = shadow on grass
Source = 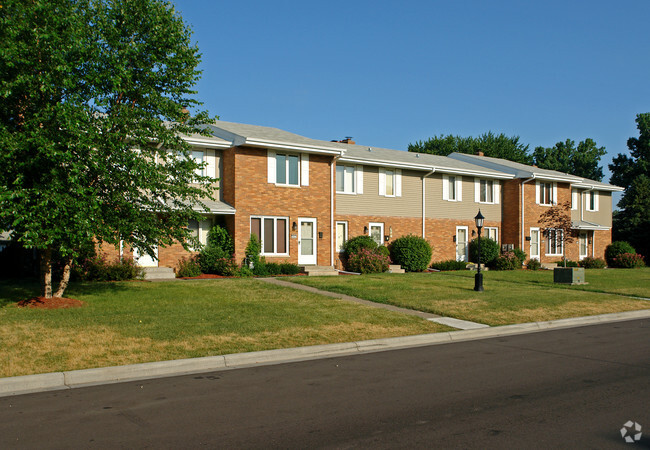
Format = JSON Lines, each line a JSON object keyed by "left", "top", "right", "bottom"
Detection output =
{"left": 0, "top": 278, "right": 140, "bottom": 307}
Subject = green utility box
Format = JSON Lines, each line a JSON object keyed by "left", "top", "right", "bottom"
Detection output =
{"left": 553, "top": 267, "right": 586, "bottom": 285}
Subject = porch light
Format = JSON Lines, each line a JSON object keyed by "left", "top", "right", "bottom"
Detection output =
{"left": 292, "top": 221, "right": 297, "bottom": 232}
{"left": 474, "top": 210, "right": 485, "bottom": 292}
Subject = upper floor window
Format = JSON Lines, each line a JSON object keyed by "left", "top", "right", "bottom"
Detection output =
{"left": 443, "top": 175, "right": 462, "bottom": 201}
{"left": 268, "top": 150, "right": 309, "bottom": 186}
{"left": 586, "top": 191, "right": 599, "bottom": 211}
{"left": 191, "top": 150, "right": 204, "bottom": 177}
{"left": 336, "top": 165, "right": 355, "bottom": 193}
{"left": 378, "top": 168, "right": 401, "bottom": 197}
{"left": 475, "top": 178, "right": 499, "bottom": 204}
{"left": 537, "top": 181, "right": 556, "bottom": 206}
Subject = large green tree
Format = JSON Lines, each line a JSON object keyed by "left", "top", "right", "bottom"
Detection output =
{"left": 408, "top": 132, "right": 533, "bottom": 164}
{"left": 609, "top": 113, "right": 650, "bottom": 258}
{"left": 532, "top": 138, "right": 606, "bottom": 181}
{"left": 0, "top": 0, "right": 217, "bottom": 298}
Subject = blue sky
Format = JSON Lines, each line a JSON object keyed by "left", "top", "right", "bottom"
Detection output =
{"left": 171, "top": 0, "right": 649, "bottom": 188}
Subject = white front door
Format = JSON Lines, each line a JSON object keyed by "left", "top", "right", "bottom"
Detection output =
{"left": 134, "top": 246, "right": 159, "bottom": 267}
{"left": 369, "top": 222, "right": 384, "bottom": 246}
{"left": 530, "top": 228, "right": 540, "bottom": 260}
{"left": 456, "top": 226, "right": 468, "bottom": 262}
{"left": 298, "top": 218, "right": 317, "bottom": 265}
{"left": 579, "top": 232, "right": 588, "bottom": 260}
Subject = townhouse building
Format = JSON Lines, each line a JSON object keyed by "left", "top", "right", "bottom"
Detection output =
{"left": 106, "top": 121, "right": 623, "bottom": 271}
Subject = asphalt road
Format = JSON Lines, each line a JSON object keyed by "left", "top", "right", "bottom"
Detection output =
{"left": 1, "top": 319, "right": 649, "bottom": 449}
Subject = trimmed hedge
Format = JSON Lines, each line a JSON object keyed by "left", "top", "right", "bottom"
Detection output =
{"left": 389, "top": 235, "right": 432, "bottom": 272}
{"left": 431, "top": 259, "right": 467, "bottom": 271}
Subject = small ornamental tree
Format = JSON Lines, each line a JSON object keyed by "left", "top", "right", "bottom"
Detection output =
{"left": 539, "top": 201, "right": 576, "bottom": 267}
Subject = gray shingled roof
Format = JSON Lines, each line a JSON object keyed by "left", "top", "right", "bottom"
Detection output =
{"left": 448, "top": 152, "right": 582, "bottom": 181}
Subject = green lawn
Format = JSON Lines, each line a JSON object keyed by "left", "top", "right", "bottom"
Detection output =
{"left": 0, "top": 279, "right": 447, "bottom": 378}
{"left": 289, "top": 268, "right": 650, "bottom": 327}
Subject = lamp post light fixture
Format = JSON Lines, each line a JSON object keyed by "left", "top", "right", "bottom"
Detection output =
{"left": 474, "top": 210, "right": 485, "bottom": 292}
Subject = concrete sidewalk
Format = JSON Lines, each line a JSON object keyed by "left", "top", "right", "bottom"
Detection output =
{"left": 2, "top": 309, "right": 649, "bottom": 398}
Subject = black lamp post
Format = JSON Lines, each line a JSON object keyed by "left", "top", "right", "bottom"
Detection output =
{"left": 474, "top": 210, "right": 485, "bottom": 292}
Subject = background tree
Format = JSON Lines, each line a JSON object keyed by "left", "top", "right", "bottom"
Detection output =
{"left": 408, "top": 132, "right": 532, "bottom": 164}
{"left": 609, "top": 113, "right": 650, "bottom": 259}
{"left": 0, "top": 0, "right": 217, "bottom": 298}
{"left": 533, "top": 138, "right": 606, "bottom": 181}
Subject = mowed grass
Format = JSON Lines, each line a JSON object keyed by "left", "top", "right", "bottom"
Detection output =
{"left": 0, "top": 279, "right": 448, "bottom": 378}
{"left": 289, "top": 268, "right": 650, "bottom": 326}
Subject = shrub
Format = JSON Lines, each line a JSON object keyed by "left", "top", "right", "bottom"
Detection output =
{"left": 176, "top": 256, "right": 202, "bottom": 278}
{"left": 279, "top": 262, "right": 301, "bottom": 275}
{"left": 389, "top": 235, "right": 432, "bottom": 272}
{"left": 493, "top": 252, "right": 520, "bottom": 271}
{"left": 555, "top": 259, "right": 579, "bottom": 267}
{"left": 252, "top": 260, "right": 270, "bottom": 276}
{"left": 526, "top": 259, "right": 542, "bottom": 270}
{"left": 207, "top": 225, "right": 234, "bottom": 254}
{"left": 343, "top": 235, "right": 378, "bottom": 255}
{"left": 430, "top": 259, "right": 467, "bottom": 271}
{"left": 346, "top": 248, "right": 390, "bottom": 274}
{"left": 376, "top": 245, "right": 391, "bottom": 258}
{"left": 578, "top": 257, "right": 606, "bottom": 269}
{"left": 198, "top": 246, "right": 237, "bottom": 275}
{"left": 468, "top": 238, "right": 499, "bottom": 266}
{"left": 74, "top": 255, "right": 143, "bottom": 281}
{"left": 612, "top": 253, "right": 646, "bottom": 268}
{"left": 512, "top": 248, "right": 527, "bottom": 267}
{"left": 245, "top": 234, "right": 262, "bottom": 268}
{"left": 605, "top": 241, "right": 637, "bottom": 267}
{"left": 257, "top": 262, "right": 301, "bottom": 276}
{"left": 235, "top": 266, "right": 254, "bottom": 277}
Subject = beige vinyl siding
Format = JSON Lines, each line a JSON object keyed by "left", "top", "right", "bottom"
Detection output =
{"left": 425, "top": 174, "right": 502, "bottom": 221}
{"left": 583, "top": 191, "right": 612, "bottom": 227}
{"left": 336, "top": 167, "right": 422, "bottom": 218}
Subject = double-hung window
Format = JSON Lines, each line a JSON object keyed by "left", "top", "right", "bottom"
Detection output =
{"left": 443, "top": 175, "right": 462, "bottom": 201}
{"left": 336, "top": 165, "right": 355, "bottom": 194}
{"left": 251, "top": 216, "right": 288, "bottom": 255}
{"left": 276, "top": 154, "right": 300, "bottom": 186}
{"left": 538, "top": 182, "right": 555, "bottom": 206}
{"left": 378, "top": 168, "right": 401, "bottom": 197}
{"left": 485, "top": 227, "right": 498, "bottom": 242}
{"left": 545, "top": 228, "right": 563, "bottom": 255}
{"left": 586, "top": 191, "right": 599, "bottom": 211}
{"left": 475, "top": 178, "right": 499, "bottom": 204}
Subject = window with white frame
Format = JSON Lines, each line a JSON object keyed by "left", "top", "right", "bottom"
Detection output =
{"left": 586, "top": 190, "right": 599, "bottom": 211}
{"left": 187, "top": 218, "right": 212, "bottom": 251}
{"left": 475, "top": 178, "right": 499, "bottom": 204}
{"left": 369, "top": 222, "right": 384, "bottom": 246}
{"left": 191, "top": 150, "right": 204, "bottom": 177}
{"left": 545, "top": 228, "right": 564, "bottom": 255}
{"left": 538, "top": 181, "right": 555, "bottom": 206}
{"left": 336, "top": 165, "right": 356, "bottom": 194}
{"left": 267, "top": 150, "right": 308, "bottom": 186}
{"left": 336, "top": 221, "right": 348, "bottom": 252}
{"left": 251, "top": 216, "right": 289, "bottom": 255}
{"left": 485, "top": 227, "right": 498, "bottom": 242}
{"left": 378, "top": 168, "right": 401, "bottom": 197}
{"left": 443, "top": 175, "right": 462, "bottom": 201}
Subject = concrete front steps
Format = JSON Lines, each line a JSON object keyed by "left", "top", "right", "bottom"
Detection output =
{"left": 143, "top": 267, "right": 176, "bottom": 280}
{"left": 300, "top": 265, "right": 339, "bottom": 276}
{"left": 388, "top": 265, "right": 405, "bottom": 274}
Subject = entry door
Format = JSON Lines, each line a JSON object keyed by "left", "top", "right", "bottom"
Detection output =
{"left": 530, "top": 228, "right": 540, "bottom": 260}
{"left": 579, "top": 232, "right": 588, "bottom": 260}
{"left": 134, "top": 245, "right": 159, "bottom": 267}
{"left": 369, "top": 222, "right": 384, "bottom": 247}
{"left": 456, "top": 226, "right": 468, "bottom": 262}
{"left": 298, "top": 218, "right": 317, "bottom": 265}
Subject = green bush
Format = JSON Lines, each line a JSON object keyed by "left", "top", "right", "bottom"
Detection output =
{"left": 493, "top": 252, "right": 520, "bottom": 271}
{"left": 431, "top": 259, "right": 467, "bottom": 271}
{"left": 343, "top": 235, "right": 378, "bottom": 255}
{"left": 513, "top": 248, "right": 527, "bottom": 267}
{"left": 207, "top": 225, "right": 234, "bottom": 254}
{"left": 612, "top": 253, "right": 646, "bottom": 268}
{"left": 235, "top": 266, "right": 254, "bottom": 277}
{"left": 526, "top": 258, "right": 542, "bottom": 271}
{"left": 176, "top": 256, "right": 202, "bottom": 278}
{"left": 605, "top": 241, "right": 637, "bottom": 267}
{"left": 578, "top": 257, "right": 606, "bottom": 269}
{"left": 389, "top": 235, "right": 432, "bottom": 272}
{"left": 279, "top": 262, "right": 301, "bottom": 275}
{"left": 376, "top": 245, "right": 391, "bottom": 258}
{"left": 468, "top": 238, "right": 499, "bottom": 266}
{"left": 346, "top": 248, "right": 390, "bottom": 274}
{"left": 198, "top": 246, "right": 237, "bottom": 275}
{"left": 555, "top": 259, "right": 579, "bottom": 267}
{"left": 74, "top": 255, "right": 143, "bottom": 281}
{"left": 245, "top": 234, "right": 262, "bottom": 268}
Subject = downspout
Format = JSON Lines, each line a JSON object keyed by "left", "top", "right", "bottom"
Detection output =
{"left": 331, "top": 154, "right": 342, "bottom": 267}
{"left": 521, "top": 176, "right": 535, "bottom": 250}
{"left": 422, "top": 168, "right": 436, "bottom": 238}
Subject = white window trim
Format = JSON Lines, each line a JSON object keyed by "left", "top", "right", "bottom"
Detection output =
{"left": 545, "top": 228, "right": 564, "bottom": 256}
{"left": 336, "top": 164, "right": 357, "bottom": 195}
{"left": 586, "top": 191, "right": 599, "bottom": 212}
{"left": 378, "top": 168, "right": 402, "bottom": 197}
{"left": 456, "top": 226, "right": 469, "bottom": 262}
{"left": 251, "top": 215, "right": 290, "bottom": 256}
{"left": 335, "top": 221, "right": 348, "bottom": 252}
{"left": 267, "top": 150, "right": 308, "bottom": 187}
{"left": 484, "top": 227, "right": 498, "bottom": 242}
{"left": 537, "top": 181, "right": 557, "bottom": 206}
{"left": 475, "top": 178, "right": 499, "bottom": 204}
{"left": 529, "top": 227, "right": 540, "bottom": 260}
{"left": 571, "top": 189, "right": 578, "bottom": 210}
{"left": 443, "top": 175, "right": 462, "bottom": 202}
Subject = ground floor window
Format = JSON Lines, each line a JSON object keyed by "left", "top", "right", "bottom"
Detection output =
{"left": 336, "top": 221, "right": 348, "bottom": 252}
{"left": 545, "top": 228, "right": 564, "bottom": 255}
{"left": 484, "top": 227, "right": 498, "bottom": 242}
{"left": 251, "top": 216, "right": 288, "bottom": 255}
{"left": 188, "top": 218, "right": 213, "bottom": 250}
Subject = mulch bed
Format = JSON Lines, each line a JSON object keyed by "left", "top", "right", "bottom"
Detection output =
{"left": 17, "top": 297, "right": 85, "bottom": 309}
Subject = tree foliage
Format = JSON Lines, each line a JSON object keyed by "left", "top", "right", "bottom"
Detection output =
{"left": 609, "top": 113, "right": 650, "bottom": 259}
{"left": 0, "top": 0, "right": 217, "bottom": 297}
{"left": 533, "top": 138, "right": 606, "bottom": 181}
{"left": 408, "top": 132, "right": 532, "bottom": 164}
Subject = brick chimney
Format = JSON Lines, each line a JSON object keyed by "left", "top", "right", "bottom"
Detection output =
{"left": 477, "top": 150, "right": 484, "bottom": 157}
{"left": 332, "top": 137, "right": 355, "bottom": 145}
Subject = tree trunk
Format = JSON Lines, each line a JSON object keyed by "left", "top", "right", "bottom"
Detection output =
{"left": 54, "top": 257, "right": 72, "bottom": 298}
{"left": 40, "top": 247, "right": 53, "bottom": 298}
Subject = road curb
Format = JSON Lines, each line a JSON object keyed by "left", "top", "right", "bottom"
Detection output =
{"left": 2, "top": 309, "right": 649, "bottom": 398}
